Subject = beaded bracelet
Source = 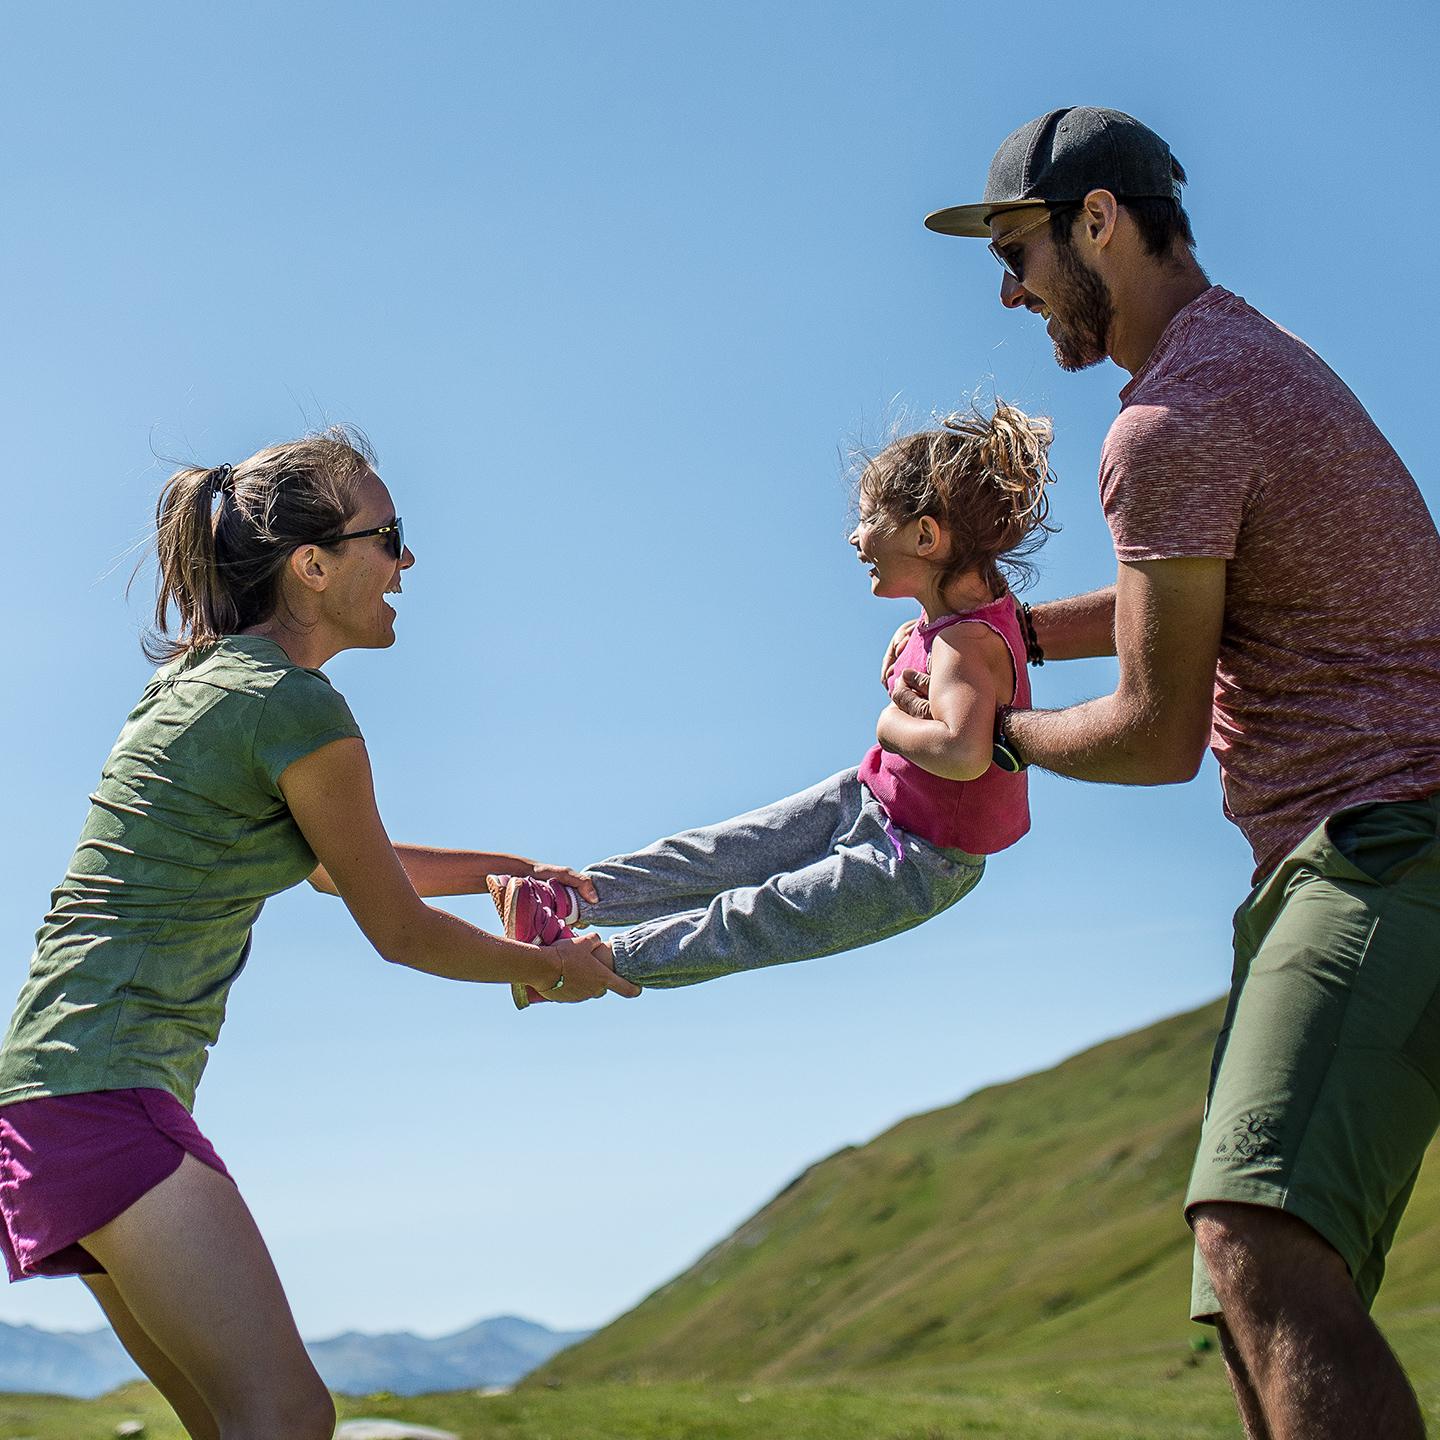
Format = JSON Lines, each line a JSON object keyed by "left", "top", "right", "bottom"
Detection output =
{"left": 1019, "top": 601, "right": 1045, "bottom": 667}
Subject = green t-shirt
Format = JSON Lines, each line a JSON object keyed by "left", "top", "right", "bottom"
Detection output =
{"left": 0, "top": 637, "right": 362, "bottom": 1111}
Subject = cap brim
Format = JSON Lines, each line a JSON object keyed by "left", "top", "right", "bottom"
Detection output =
{"left": 923, "top": 198, "right": 1049, "bottom": 238}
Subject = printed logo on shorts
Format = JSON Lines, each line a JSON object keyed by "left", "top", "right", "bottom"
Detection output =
{"left": 1214, "top": 1111, "right": 1281, "bottom": 1163}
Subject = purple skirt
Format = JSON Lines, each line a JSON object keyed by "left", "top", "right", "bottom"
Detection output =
{"left": 0, "top": 1088, "right": 233, "bottom": 1281}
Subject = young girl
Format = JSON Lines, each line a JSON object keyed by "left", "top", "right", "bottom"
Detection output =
{"left": 0, "top": 430, "right": 636, "bottom": 1440}
{"left": 490, "top": 402, "right": 1054, "bottom": 1003}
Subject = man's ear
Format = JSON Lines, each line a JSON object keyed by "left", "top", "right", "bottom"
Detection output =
{"left": 288, "top": 543, "right": 330, "bottom": 595}
{"left": 1080, "top": 188, "right": 1120, "bottom": 249}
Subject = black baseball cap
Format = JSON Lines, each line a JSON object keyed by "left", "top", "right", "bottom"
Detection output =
{"left": 925, "top": 107, "right": 1180, "bottom": 238}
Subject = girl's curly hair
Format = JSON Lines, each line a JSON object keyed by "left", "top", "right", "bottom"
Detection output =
{"left": 857, "top": 401, "right": 1057, "bottom": 595}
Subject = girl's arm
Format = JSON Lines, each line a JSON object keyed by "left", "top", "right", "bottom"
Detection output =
{"left": 280, "top": 737, "right": 638, "bottom": 999}
{"left": 308, "top": 847, "right": 595, "bottom": 901}
{"left": 875, "top": 625, "right": 1007, "bottom": 782}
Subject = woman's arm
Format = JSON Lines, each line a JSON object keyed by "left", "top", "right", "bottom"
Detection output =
{"left": 308, "top": 847, "right": 596, "bottom": 901}
{"left": 875, "top": 625, "right": 1005, "bottom": 782}
{"left": 281, "top": 738, "right": 637, "bottom": 1000}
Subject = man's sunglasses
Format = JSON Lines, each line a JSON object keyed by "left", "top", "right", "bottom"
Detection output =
{"left": 987, "top": 205, "right": 1079, "bottom": 283}
{"left": 318, "top": 517, "right": 405, "bottom": 560}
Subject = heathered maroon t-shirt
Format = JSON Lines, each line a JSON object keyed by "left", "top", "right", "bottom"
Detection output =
{"left": 1100, "top": 286, "right": 1440, "bottom": 880}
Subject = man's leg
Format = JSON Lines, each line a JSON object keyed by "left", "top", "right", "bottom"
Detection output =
{"left": 1213, "top": 1319, "right": 1271, "bottom": 1440}
{"left": 1193, "top": 1203, "right": 1423, "bottom": 1439}
{"left": 1186, "top": 795, "right": 1440, "bottom": 1440}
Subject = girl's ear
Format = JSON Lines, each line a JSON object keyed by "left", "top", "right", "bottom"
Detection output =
{"left": 915, "top": 516, "right": 941, "bottom": 556}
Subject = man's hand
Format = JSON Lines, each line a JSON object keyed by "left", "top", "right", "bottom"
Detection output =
{"left": 890, "top": 667, "right": 933, "bottom": 720}
{"left": 881, "top": 619, "right": 919, "bottom": 688}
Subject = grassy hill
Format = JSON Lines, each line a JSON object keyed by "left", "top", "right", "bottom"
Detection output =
{"left": 533, "top": 998, "right": 1439, "bottom": 1386}
{"left": 11, "top": 999, "right": 1440, "bottom": 1436}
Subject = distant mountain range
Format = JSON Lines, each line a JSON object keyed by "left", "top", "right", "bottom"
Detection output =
{"left": 0, "top": 1314, "right": 590, "bottom": 1399}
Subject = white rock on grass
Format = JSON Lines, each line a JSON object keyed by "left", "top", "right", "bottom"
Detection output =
{"left": 334, "top": 1423, "right": 460, "bottom": 1440}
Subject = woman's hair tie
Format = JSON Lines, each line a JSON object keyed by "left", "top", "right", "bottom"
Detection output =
{"left": 210, "top": 463, "right": 235, "bottom": 497}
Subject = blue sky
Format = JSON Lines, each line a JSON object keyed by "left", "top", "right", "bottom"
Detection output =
{"left": 1, "top": 0, "right": 1435, "bottom": 1339}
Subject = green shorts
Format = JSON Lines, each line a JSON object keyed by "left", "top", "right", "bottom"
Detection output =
{"left": 1186, "top": 791, "right": 1440, "bottom": 1322}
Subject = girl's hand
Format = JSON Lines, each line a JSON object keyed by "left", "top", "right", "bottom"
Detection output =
{"left": 529, "top": 863, "right": 598, "bottom": 905}
{"left": 881, "top": 619, "right": 919, "bottom": 688}
{"left": 541, "top": 934, "right": 641, "bottom": 1001}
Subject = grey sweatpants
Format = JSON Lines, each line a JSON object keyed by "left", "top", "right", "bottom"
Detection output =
{"left": 580, "top": 768, "right": 984, "bottom": 988}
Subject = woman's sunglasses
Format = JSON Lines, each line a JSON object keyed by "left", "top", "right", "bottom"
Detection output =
{"left": 319, "top": 517, "right": 405, "bottom": 560}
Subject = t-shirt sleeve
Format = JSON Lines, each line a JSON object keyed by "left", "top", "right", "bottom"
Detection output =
{"left": 1099, "top": 389, "right": 1262, "bottom": 562}
{"left": 251, "top": 667, "right": 364, "bottom": 795}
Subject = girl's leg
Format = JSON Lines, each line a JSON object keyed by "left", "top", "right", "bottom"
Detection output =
{"left": 83, "top": 1273, "right": 219, "bottom": 1440}
{"left": 78, "top": 1154, "right": 334, "bottom": 1440}
{"left": 582, "top": 769, "right": 864, "bottom": 926}
{"left": 610, "top": 787, "right": 983, "bottom": 988}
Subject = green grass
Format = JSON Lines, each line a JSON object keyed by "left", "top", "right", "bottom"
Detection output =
{"left": 6, "top": 1319, "right": 1440, "bottom": 1440}
{"left": 2, "top": 1302, "right": 1437, "bottom": 1440}
{"left": 0, "top": 1355, "right": 1238, "bottom": 1440}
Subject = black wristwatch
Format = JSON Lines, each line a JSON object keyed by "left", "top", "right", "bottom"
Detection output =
{"left": 992, "top": 706, "right": 1028, "bottom": 773}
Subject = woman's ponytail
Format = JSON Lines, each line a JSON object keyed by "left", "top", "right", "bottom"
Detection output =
{"left": 152, "top": 465, "right": 240, "bottom": 658}
{"left": 145, "top": 428, "right": 374, "bottom": 663}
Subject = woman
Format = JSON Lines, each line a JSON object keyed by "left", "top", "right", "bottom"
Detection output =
{"left": 0, "top": 429, "right": 638, "bottom": 1440}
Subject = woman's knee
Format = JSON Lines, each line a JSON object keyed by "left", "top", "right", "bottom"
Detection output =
{"left": 216, "top": 1373, "right": 333, "bottom": 1440}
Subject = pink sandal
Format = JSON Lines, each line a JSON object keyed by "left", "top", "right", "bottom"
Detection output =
{"left": 487, "top": 875, "right": 572, "bottom": 1009}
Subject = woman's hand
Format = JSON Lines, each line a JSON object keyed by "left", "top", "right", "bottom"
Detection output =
{"left": 881, "top": 619, "right": 919, "bottom": 688}
{"left": 529, "top": 863, "right": 598, "bottom": 905}
{"left": 538, "top": 934, "right": 640, "bottom": 1001}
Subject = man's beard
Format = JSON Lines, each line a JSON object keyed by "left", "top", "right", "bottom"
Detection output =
{"left": 1048, "top": 241, "right": 1113, "bottom": 372}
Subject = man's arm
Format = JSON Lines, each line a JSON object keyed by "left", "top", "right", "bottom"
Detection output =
{"left": 1004, "top": 558, "right": 1225, "bottom": 785}
{"left": 882, "top": 585, "right": 1117, "bottom": 691}
{"left": 1030, "top": 586, "right": 1117, "bottom": 660}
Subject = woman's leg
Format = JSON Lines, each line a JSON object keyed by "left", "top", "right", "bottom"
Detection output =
{"left": 609, "top": 790, "right": 983, "bottom": 988}
{"left": 83, "top": 1273, "right": 219, "bottom": 1440}
{"left": 78, "top": 1154, "right": 334, "bottom": 1440}
{"left": 582, "top": 769, "right": 863, "bottom": 925}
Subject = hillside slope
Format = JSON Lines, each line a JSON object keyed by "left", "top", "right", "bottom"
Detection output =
{"left": 537, "top": 999, "right": 1440, "bottom": 1384}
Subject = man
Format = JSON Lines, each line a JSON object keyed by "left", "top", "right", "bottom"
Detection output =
{"left": 898, "top": 107, "right": 1440, "bottom": 1438}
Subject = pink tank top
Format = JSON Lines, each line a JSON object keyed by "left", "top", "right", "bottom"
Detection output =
{"left": 858, "top": 593, "right": 1031, "bottom": 855}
